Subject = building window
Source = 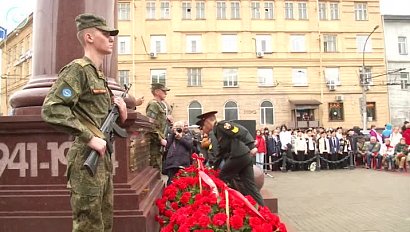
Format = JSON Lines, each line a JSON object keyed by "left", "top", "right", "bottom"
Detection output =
{"left": 187, "top": 68, "right": 202, "bottom": 86}
{"left": 188, "top": 101, "right": 203, "bottom": 126}
{"left": 292, "top": 68, "right": 308, "bottom": 86}
{"left": 366, "top": 102, "right": 376, "bottom": 121}
{"left": 398, "top": 36, "right": 408, "bottom": 55}
{"left": 223, "top": 68, "right": 238, "bottom": 87}
{"left": 216, "top": 1, "right": 227, "bottom": 19}
{"left": 290, "top": 35, "right": 305, "bottom": 52}
{"left": 354, "top": 2, "right": 367, "bottom": 21}
{"left": 196, "top": 1, "right": 205, "bottom": 19}
{"left": 221, "top": 34, "right": 238, "bottom": 52}
{"left": 356, "top": 35, "right": 372, "bottom": 53}
{"left": 330, "top": 3, "right": 339, "bottom": 20}
{"left": 151, "top": 69, "right": 166, "bottom": 85}
{"left": 329, "top": 102, "right": 344, "bottom": 121}
{"left": 319, "top": 2, "right": 327, "bottom": 20}
{"left": 298, "top": 2, "right": 308, "bottom": 20}
{"left": 182, "top": 1, "right": 192, "bottom": 19}
{"left": 325, "top": 67, "right": 340, "bottom": 85}
{"left": 118, "top": 3, "right": 130, "bottom": 20}
{"left": 146, "top": 1, "right": 156, "bottom": 19}
{"left": 251, "top": 1, "right": 261, "bottom": 19}
{"left": 260, "top": 101, "right": 274, "bottom": 125}
{"left": 118, "top": 36, "right": 131, "bottom": 54}
{"left": 186, "top": 35, "right": 202, "bottom": 53}
{"left": 118, "top": 70, "right": 130, "bottom": 86}
{"left": 224, "top": 101, "right": 239, "bottom": 120}
{"left": 256, "top": 35, "right": 272, "bottom": 53}
{"left": 323, "top": 35, "right": 337, "bottom": 52}
{"left": 150, "top": 35, "right": 166, "bottom": 53}
{"left": 231, "top": 1, "right": 240, "bottom": 19}
{"left": 258, "top": 68, "right": 274, "bottom": 86}
{"left": 400, "top": 72, "right": 409, "bottom": 90}
{"left": 264, "top": 1, "right": 274, "bottom": 19}
{"left": 161, "top": 1, "right": 171, "bottom": 19}
{"left": 285, "top": 2, "right": 294, "bottom": 19}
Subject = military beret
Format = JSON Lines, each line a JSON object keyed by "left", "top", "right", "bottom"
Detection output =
{"left": 75, "top": 13, "right": 119, "bottom": 36}
{"left": 151, "top": 83, "right": 170, "bottom": 91}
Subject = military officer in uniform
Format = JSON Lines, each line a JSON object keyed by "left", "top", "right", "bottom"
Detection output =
{"left": 197, "top": 111, "right": 265, "bottom": 206}
{"left": 41, "top": 14, "right": 127, "bottom": 232}
{"left": 146, "top": 83, "right": 172, "bottom": 171}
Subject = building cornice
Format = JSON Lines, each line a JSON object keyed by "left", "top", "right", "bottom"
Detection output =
{"left": 383, "top": 15, "right": 410, "bottom": 21}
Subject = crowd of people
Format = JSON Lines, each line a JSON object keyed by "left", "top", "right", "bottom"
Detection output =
{"left": 158, "top": 120, "right": 410, "bottom": 182}
{"left": 250, "top": 122, "right": 410, "bottom": 172}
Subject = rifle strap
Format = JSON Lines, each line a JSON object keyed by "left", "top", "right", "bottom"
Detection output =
{"left": 74, "top": 111, "right": 105, "bottom": 139}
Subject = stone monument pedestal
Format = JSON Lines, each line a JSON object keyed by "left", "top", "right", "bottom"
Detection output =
{"left": 0, "top": 112, "right": 163, "bottom": 232}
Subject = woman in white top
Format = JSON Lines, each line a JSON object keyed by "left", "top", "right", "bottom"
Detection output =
{"left": 279, "top": 125, "right": 293, "bottom": 170}
{"left": 389, "top": 127, "right": 402, "bottom": 147}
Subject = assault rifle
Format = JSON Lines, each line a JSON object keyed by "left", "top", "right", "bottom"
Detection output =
{"left": 160, "top": 103, "right": 174, "bottom": 153}
{"left": 83, "top": 84, "right": 131, "bottom": 176}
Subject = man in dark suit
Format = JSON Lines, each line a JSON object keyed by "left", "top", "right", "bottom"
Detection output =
{"left": 329, "top": 130, "right": 340, "bottom": 169}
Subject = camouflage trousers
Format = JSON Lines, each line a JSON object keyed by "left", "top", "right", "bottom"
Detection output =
{"left": 67, "top": 142, "right": 113, "bottom": 232}
{"left": 150, "top": 138, "right": 163, "bottom": 171}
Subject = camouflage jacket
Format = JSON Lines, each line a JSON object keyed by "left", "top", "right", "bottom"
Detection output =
{"left": 146, "top": 99, "right": 167, "bottom": 140}
{"left": 41, "top": 57, "right": 112, "bottom": 143}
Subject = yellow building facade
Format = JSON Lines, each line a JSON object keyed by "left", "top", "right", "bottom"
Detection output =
{"left": 0, "top": 1, "right": 388, "bottom": 130}
{"left": 117, "top": 0, "right": 388, "bottom": 130}
{"left": 0, "top": 14, "right": 33, "bottom": 115}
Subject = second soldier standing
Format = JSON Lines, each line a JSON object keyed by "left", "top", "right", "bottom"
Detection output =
{"left": 146, "top": 83, "right": 172, "bottom": 172}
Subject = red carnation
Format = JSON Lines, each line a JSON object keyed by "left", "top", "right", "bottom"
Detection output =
{"left": 180, "top": 191, "right": 192, "bottom": 205}
{"left": 230, "top": 215, "right": 244, "bottom": 229}
{"left": 249, "top": 216, "right": 263, "bottom": 228}
{"left": 171, "top": 202, "right": 179, "bottom": 210}
{"left": 198, "top": 214, "right": 211, "bottom": 228}
{"left": 212, "top": 213, "right": 227, "bottom": 226}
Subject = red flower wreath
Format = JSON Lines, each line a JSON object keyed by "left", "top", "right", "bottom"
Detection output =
{"left": 155, "top": 155, "right": 287, "bottom": 232}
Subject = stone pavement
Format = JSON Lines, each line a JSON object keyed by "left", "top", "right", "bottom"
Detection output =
{"left": 263, "top": 168, "right": 410, "bottom": 232}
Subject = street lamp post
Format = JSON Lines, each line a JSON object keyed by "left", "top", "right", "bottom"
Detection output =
{"left": 361, "top": 25, "right": 379, "bottom": 134}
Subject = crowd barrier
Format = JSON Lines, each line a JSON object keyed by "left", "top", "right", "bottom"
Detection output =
{"left": 256, "top": 151, "right": 355, "bottom": 172}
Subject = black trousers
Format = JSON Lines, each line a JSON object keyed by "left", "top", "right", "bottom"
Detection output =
{"left": 219, "top": 154, "right": 264, "bottom": 206}
{"left": 321, "top": 152, "right": 329, "bottom": 169}
{"left": 330, "top": 152, "right": 337, "bottom": 169}
{"left": 281, "top": 149, "right": 294, "bottom": 171}
{"left": 264, "top": 153, "right": 271, "bottom": 170}
{"left": 166, "top": 168, "right": 179, "bottom": 186}
{"left": 307, "top": 150, "right": 315, "bottom": 169}
{"left": 296, "top": 151, "right": 305, "bottom": 171}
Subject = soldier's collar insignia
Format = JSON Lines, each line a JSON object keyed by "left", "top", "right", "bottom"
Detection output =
{"left": 61, "top": 88, "right": 72, "bottom": 98}
{"left": 223, "top": 122, "right": 232, "bottom": 130}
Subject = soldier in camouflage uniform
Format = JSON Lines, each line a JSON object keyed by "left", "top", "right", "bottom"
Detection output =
{"left": 197, "top": 111, "right": 265, "bottom": 206}
{"left": 41, "top": 13, "right": 127, "bottom": 232}
{"left": 146, "top": 83, "right": 171, "bottom": 171}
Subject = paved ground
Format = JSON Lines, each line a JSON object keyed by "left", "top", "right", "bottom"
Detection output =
{"left": 263, "top": 168, "right": 410, "bottom": 232}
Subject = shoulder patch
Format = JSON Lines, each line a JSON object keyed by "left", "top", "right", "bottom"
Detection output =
{"left": 231, "top": 126, "right": 239, "bottom": 133}
{"left": 61, "top": 88, "right": 73, "bottom": 98}
{"left": 223, "top": 122, "right": 232, "bottom": 130}
{"left": 55, "top": 81, "right": 77, "bottom": 103}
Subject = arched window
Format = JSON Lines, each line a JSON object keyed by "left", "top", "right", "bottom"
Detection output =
{"left": 188, "top": 101, "right": 202, "bottom": 126}
{"left": 224, "top": 101, "right": 238, "bottom": 120}
{"left": 260, "top": 101, "right": 274, "bottom": 125}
